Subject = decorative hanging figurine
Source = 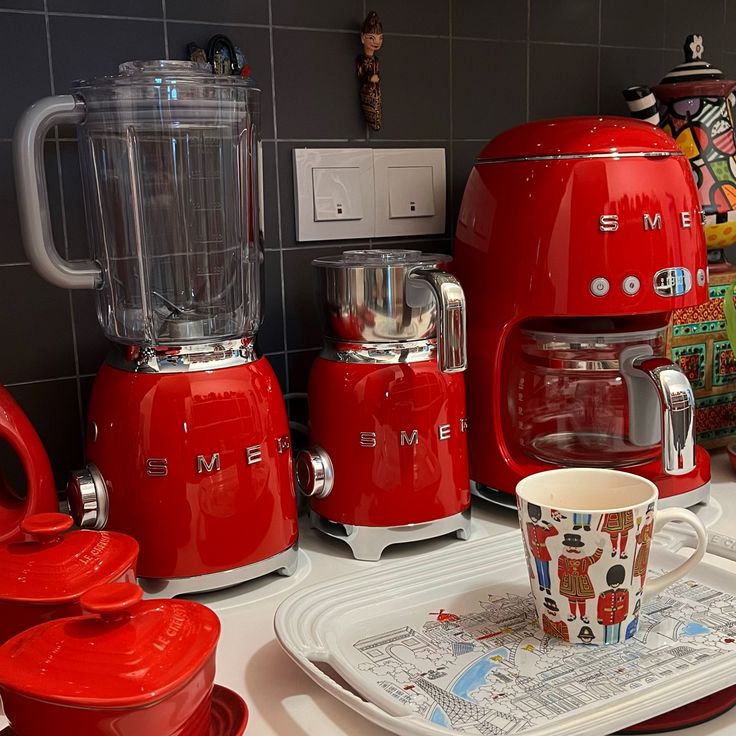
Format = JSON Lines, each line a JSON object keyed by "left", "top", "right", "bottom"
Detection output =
{"left": 357, "top": 11, "right": 383, "bottom": 131}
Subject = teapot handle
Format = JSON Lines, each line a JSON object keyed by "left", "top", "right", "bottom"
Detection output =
{"left": 13, "top": 95, "right": 102, "bottom": 290}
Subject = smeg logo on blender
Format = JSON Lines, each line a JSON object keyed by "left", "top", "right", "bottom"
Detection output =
{"left": 599, "top": 210, "right": 697, "bottom": 232}
{"left": 144, "top": 435, "right": 291, "bottom": 477}
{"left": 358, "top": 418, "right": 468, "bottom": 448}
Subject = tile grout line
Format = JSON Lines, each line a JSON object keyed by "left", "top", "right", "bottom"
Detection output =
{"left": 525, "top": 0, "right": 531, "bottom": 121}
{"left": 448, "top": 0, "right": 454, "bottom": 242}
{"left": 42, "top": 0, "right": 87, "bottom": 447}
{"left": 596, "top": 0, "right": 602, "bottom": 113}
{"left": 162, "top": 0, "right": 169, "bottom": 59}
{"left": 267, "top": 0, "right": 291, "bottom": 393}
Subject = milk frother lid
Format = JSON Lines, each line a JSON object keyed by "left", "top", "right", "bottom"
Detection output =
{"left": 313, "top": 248, "right": 450, "bottom": 268}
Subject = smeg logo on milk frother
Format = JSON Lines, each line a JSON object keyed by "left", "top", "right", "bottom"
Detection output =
{"left": 599, "top": 211, "right": 696, "bottom": 232}
{"left": 144, "top": 434, "right": 291, "bottom": 477}
{"left": 358, "top": 418, "right": 468, "bottom": 448}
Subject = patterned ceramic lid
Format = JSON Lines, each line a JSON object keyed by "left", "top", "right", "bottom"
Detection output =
{"left": 659, "top": 35, "right": 723, "bottom": 84}
{"left": 0, "top": 583, "right": 221, "bottom": 707}
{"left": 0, "top": 513, "right": 138, "bottom": 604}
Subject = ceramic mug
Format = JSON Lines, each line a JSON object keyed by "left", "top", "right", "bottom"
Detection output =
{"left": 516, "top": 468, "right": 707, "bottom": 645}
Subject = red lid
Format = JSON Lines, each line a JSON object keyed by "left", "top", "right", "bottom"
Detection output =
{"left": 477, "top": 116, "right": 681, "bottom": 161}
{"left": 0, "top": 513, "right": 138, "bottom": 604}
{"left": 0, "top": 583, "right": 221, "bottom": 707}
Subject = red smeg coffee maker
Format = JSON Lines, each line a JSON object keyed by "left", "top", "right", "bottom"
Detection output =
{"left": 14, "top": 61, "right": 298, "bottom": 595}
{"left": 295, "top": 249, "right": 470, "bottom": 560}
{"left": 453, "top": 117, "right": 711, "bottom": 508}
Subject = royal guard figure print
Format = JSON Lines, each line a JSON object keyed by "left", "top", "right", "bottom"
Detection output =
{"left": 634, "top": 503, "right": 655, "bottom": 592}
{"left": 525, "top": 503, "right": 559, "bottom": 595}
{"left": 597, "top": 565, "right": 630, "bottom": 644}
{"left": 541, "top": 597, "right": 569, "bottom": 641}
{"left": 599, "top": 510, "right": 634, "bottom": 558}
{"left": 572, "top": 513, "right": 592, "bottom": 531}
{"left": 557, "top": 533, "right": 604, "bottom": 623}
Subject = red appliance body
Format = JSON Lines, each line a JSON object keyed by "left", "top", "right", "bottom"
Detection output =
{"left": 308, "top": 357, "right": 470, "bottom": 527}
{"left": 85, "top": 357, "right": 297, "bottom": 583}
{"left": 452, "top": 117, "right": 710, "bottom": 505}
{"left": 0, "top": 386, "right": 57, "bottom": 542}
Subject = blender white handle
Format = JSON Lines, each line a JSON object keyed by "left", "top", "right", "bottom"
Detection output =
{"left": 13, "top": 95, "right": 103, "bottom": 290}
{"left": 409, "top": 268, "right": 467, "bottom": 373}
{"left": 643, "top": 507, "right": 707, "bottom": 599}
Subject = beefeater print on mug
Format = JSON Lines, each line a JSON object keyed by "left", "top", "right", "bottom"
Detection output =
{"left": 599, "top": 510, "right": 634, "bottom": 559}
{"left": 557, "top": 533, "right": 604, "bottom": 623}
{"left": 597, "top": 564, "right": 630, "bottom": 644}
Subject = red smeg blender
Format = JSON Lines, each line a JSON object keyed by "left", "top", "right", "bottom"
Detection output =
{"left": 452, "top": 117, "right": 710, "bottom": 507}
{"left": 14, "top": 61, "right": 298, "bottom": 595}
{"left": 295, "top": 249, "right": 470, "bottom": 560}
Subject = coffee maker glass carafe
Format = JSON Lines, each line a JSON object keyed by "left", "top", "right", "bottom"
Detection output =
{"left": 15, "top": 60, "right": 261, "bottom": 346}
{"left": 512, "top": 323, "right": 668, "bottom": 468}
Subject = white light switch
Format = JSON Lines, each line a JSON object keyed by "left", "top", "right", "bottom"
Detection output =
{"left": 293, "top": 148, "right": 374, "bottom": 241}
{"left": 374, "top": 149, "right": 446, "bottom": 238}
{"left": 388, "top": 166, "right": 435, "bottom": 218}
{"left": 312, "top": 167, "right": 363, "bottom": 221}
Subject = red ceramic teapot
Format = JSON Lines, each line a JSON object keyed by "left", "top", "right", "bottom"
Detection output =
{"left": 0, "top": 385, "right": 57, "bottom": 541}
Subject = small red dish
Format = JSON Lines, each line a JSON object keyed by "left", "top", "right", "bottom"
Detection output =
{"left": 0, "top": 513, "right": 138, "bottom": 644}
{"left": 0, "top": 582, "right": 226, "bottom": 736}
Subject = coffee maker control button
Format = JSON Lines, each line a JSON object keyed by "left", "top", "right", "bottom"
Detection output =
{"left": 622, "top": 276, "right": 640, "bottom": 295}
{"left": 697, "top": 268, "right": 706, "bottom": 287}
{"left": 590, "top": 277, "right": 610, "bottom": 297}
{"left": 296, "top": 447, "right": 334, "bottom": 499}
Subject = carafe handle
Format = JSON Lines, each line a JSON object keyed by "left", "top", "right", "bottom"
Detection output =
{"left": 409, "top": 268, "right": 467, "bottom": 373}
{"left": 13, "top": 95, "right": 102, "bottom": 289}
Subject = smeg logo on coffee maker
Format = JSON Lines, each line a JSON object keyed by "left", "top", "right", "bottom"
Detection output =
{"left": 144, "top": 434, "right": 291, "bottom": 477}
{"left": 598, "top": 211, "right": 696, "bottom": 232}
{"left": 358, "top": 418, "right": 468, "bottom": 448}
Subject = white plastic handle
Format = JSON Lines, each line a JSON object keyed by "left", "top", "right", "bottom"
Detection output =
{"left": 644, "top": 507, "right": 707, "bottom": 600}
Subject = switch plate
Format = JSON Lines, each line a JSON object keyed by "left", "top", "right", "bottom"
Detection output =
{"left": 374, "top": 148, "right": 446, "bottom": 237}
{"left": 294, "top": 149, "right": 374, "bottom": 241}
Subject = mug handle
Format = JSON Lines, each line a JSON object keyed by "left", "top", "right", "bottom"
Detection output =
{"left": 643, "top": 507, "right": 707, "bottom": 600}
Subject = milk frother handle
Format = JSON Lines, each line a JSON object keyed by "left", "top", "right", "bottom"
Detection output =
{"left": 644, "top": 507, "right": 707, "bottom": 600}
{"left": 409, "top": 268, "right": 467, "bottom": 373}
{"left": 13, "top": 95, "right": 102, "bottom": 290}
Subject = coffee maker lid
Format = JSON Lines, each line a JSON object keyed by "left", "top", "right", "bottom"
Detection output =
{"left": 313, "top": 249, "right": 451, "bottom": 268}
{"left": 477, "top": 116, "right": 681, "bottom": 162}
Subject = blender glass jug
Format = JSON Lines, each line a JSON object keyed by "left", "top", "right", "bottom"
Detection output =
{"left": 14, "top": 60, "right": 262, "bottom": 346}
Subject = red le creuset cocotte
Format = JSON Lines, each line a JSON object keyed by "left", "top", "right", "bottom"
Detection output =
{"left": 0, "top": 385, "right": 57, "bottom": 542}
{"left": 0, "top": 512, "right": 138, "bottom": 644}
{"left": 0, "top": 583, "right": 248, "bottom": 736}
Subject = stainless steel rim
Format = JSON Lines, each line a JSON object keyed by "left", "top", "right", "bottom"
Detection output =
{"left": 320, "top": 338, "right": 437, "bottom": 364}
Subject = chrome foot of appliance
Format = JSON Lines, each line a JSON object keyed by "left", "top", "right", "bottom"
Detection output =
{"left": 658, "top": 482, "right": 710, "bottom": 509}
{"left": 309, "top": 508, "right": 471, "bottom": 561}
{"left": 471, "top": 481, "right": 518, "bottom": 509}
{"left": 138, "top": 542, "right": 300, "bottom": 598}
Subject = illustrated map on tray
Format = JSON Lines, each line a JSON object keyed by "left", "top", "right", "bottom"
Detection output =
{"left": 350, "top": 574, "right": 736, "bottom": 735}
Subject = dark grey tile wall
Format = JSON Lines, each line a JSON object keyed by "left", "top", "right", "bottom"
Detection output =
{"left": 0, "top": 0, "right": 729, "bottom": 484}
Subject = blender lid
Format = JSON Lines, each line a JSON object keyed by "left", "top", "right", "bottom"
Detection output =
{"left": 477, "top": 116, "right": 681, "bottom": 161}
{"left": 0, "top": 583, "right": 220, "bottom": 707}
{"left": 313, "top": 249, "right": 451, "bottom": 268}
{"left": 0, "top": 513, "right": 138, "bottom": 605}
{"left": 72, "top": 59, "right": 260, "bottom": 90}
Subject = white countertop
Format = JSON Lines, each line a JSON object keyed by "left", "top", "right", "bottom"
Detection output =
{"left": 2, "top": 453, "right": 735, "bottom": 735}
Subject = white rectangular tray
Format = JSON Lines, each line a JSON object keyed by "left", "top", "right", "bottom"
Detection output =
{"left": 275, "top": 530, "right": 736, "bottom": 736}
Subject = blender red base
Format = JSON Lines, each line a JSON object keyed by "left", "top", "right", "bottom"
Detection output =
{"left": 85, "top": 357, "right": 298, "bottom": 592}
